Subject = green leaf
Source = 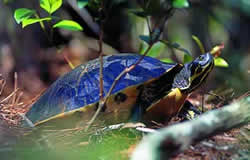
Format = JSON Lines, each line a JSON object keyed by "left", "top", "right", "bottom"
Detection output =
{"left": 40, "top": 0, "right": 62, "bottom": 14}
{"left": 139, "top": 35, "right": 151, "bottom": 44}
{"left": 147, "top": 42, "right": 166, "bottom": 58}
{"left": 14, "top": 8, "right": 36, "bottom": 24}
{"left": 77, "top": 0, "right": 89, "bottom": 8}
{"left": 172, "top": 0, "right": 189, "bottom": 8}
{"left": 130, "top": 10, "right": 149, "bottom": 18}
{"left": 22, "top": 17, "right": 52, "bottom": 28}
{"left": 214, "top": 57, "right": 229, "bottom": 67}
{"left": 53, "top": 20, "right": 83, "bottom": 31}
{"left": 160, "top": 40, "right": 192, "bottom": 56}
{"left": 183, "top": 54, "right": 193, "bottom": 63}
{"left": 160, "top": 58, "right": 174, "bottom": 63}
{"left": 192, "top": 35, "right": 205, "bottom": 53}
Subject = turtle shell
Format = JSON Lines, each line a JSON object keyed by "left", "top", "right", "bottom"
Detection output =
{"left": 26, "top": 54, "right": 177, "bottom": 124}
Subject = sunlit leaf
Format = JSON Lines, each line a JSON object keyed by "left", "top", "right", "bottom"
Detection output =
{"left": 147, "top": 42, "right": 166, "bottom": 57}
{"left": 53, "top": 20, "right": 83, "bottom": 31}
{"left": 214, "top": 57, "right": 229, "bottom": 67}
{"left": 40, "top": 0, "right": 62, "bottom": 14}
{"left": 183, "top": 54, "right": 193, "bottom": 63}
{"left": 160, "top": 58, "right": 174, "bottom": 63}
{"left": 192, "top": 35, "right": 205, "bottom": 53}
{"left": 14, "top": 8, "right": 36, "bottom": 24}
{"left": 22, "top": 17, "right": 51, "bottom": 28}
{"left": 77, "top": 0, "right": 89, "bottom": 8}
{"left": 172, "top": 0, "right": 189, "bottom": 8}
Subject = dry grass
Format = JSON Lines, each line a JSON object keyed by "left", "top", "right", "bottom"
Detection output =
{"left": 0, "top": 73, "right": 37, "bottom": 125}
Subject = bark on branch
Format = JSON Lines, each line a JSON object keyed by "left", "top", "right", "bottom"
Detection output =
{"left": 131, "top": 97, "right": 250, "bottom": 160}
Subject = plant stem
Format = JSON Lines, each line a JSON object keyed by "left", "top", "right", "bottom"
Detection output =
{"left": 85, "top": 44, "right": 154, "bottom": 131}
{"left": 35, "top": 12, "right": 75, "bottom": 69}
{"left": 98, "top": 0, "right": 105, "bottom": 101}
{"left": 61, "top": 51, "right": 75, "bottom": 69}
{"left": 85, "top": 8, "right": 171, "bottom": 131}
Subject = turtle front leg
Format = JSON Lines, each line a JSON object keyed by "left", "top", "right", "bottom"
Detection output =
{"left": 178, "top": 100, "right": 201, "bottom": 120}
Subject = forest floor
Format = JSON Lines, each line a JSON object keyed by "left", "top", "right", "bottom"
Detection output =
{"left": 0, "top": 73, "right": 249, "bottom": 160}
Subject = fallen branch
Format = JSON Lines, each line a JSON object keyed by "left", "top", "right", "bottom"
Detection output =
{"left": 131, "top": 96, "right": 250, "bottom": 160}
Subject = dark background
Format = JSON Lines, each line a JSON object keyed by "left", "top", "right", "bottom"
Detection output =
{"left": 0, "top": 0, "right": 249, "bottom": 101}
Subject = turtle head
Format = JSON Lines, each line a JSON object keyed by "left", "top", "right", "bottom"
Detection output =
{"left": 186, "top": 52, "right": 214, "bottom": 92}
{"left": 174, "top": 53, "right": 214, "bottom": 93}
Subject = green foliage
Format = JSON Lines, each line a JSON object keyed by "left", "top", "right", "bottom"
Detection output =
{"left": 160, "top": 58, "right": 174, "bottom": 63}
{"left": 77, "top": 0, "right": 89, "bottom": 9}
{"left": 192, "top": 35, "right": 205, "bottom": 53}
{"left": 214, "top": 57, "right": 229, "bottom": 67}
{"left": 14, "top": 0, "right": 83, "bottom": 31}
{"left": 132, "top": 0, "right": 189, "bottom": 18}
{"left": 160, "top": 40, "right": 193, "bottom": 63}
{"left": 22, "top": 17, "right": 51, "bottom": 28}
{"left": 53, "top": 20, "right": 83, "bottom": 31}
{"left": 161, "top": 40, "right": 191, "bottom": 56}
{"left": 192, "top": 36, "right": 229, "bottom": 67}
{"left": 172, "top": 0, "right": 189, "bottom": 8}
{"left": 14, "top": 127, "right": 143, "bottom": 160}
{"left": 130, "top": 10, "right": 149, "bottom": 18}
{"left": 147, "top": 42, "right": 166, "bottom": 57}
{"left": 40, "top": 0, "right": 62, "bottom": 14}
{"left": 140, "top": 42, "right": 166, "bottom": 58}
{"left": 183, "top": 54, "right": 193, "bottom": 63}
{"left": 14, "top": 8, "right": 36, "bottom": 24}
{"left": 139, "top": 35, "right": 151, "bottom": 45}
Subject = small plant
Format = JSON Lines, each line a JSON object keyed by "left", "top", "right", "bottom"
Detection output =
{"left": 14, "top": 0, "right": 83, "bottom": 31}
{"left": 14, "top": 0, "right": 84, "bottom": 69}
{"left": 132, "top": 0, "right": 228, "bottom": 67}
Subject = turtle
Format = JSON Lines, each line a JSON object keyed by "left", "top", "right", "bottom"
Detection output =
{"left": 23, "top": 52, "right": 214, "bottom": 128}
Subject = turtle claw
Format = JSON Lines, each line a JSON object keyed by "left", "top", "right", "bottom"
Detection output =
{"left": 178, "top": 100, "right": 201, "bottom": 120}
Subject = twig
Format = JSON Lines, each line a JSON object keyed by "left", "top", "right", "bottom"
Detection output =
{"left": 15, "top": 92, "right": 23, "bottom": 105}
{"left": 207, "top": 92, "right": 226, "bottom": 101}
{"left": 35, "top": 11, "right": 75, "bottom": 69}
{"left": 84, "top": 44, "right": 154, "bottom": 131}
{"left": 12, "top": 72, "right": 17, "bottom": 105}
{"left": 201, "top": 94, "right": 204, "bottom": 112}
{"left": 200, "top": 141, "right": 233, "bottom": 151}
{"left": 0, "top": 89, "right": 19, "bottom": 104}
{"left": 106, "top": 45, "right": 153, "bottom": 98}
{"left": 98, "top": 0, "right": 105, "bottom": 101}
{"left": 0, "top": 77, "right": 6, "bottom": 96}
{"left": 131, "top": 97, "right": 250, "bottom": 160}
{"left": 61, "top": 50, "right": 75, "bottom": 69}
{"left": 85, "top": 9, "right": 171, "bottom": 131}
{"left": 84, "top": 2, "right": 106, "bottom": 131}
{"left": 239, "top": 130, "right": 250, "bottom": 141}
{"left": 136, "top": 127, "right": 157, "bottom": 134}
{"left": 66, "top": 0, "right": 100, "bottom": 36}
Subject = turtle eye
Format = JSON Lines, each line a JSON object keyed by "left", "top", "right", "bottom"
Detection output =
{"left": 198, "top": 55, "right": 205, "bottom": 61}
